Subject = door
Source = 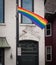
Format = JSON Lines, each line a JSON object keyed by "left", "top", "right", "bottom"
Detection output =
{"left": 17, "top": 40, "right": 39, "bottom": 65}
{"left": 0, "top": 48, "right": 4, "bottom": 65}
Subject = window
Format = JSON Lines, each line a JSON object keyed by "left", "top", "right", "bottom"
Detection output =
{"left": 0, "top": 49, "right": 4, "bottom": 65}
{"left": 21, "top": 0, "right": 34, "bottom": 24}
{"left": 45, "top": 23, "right": 52, "bottom": 37}
{"left": 0, "top": 0, "right": 4, "bottom": 23}
{"left": 19, "top": 40, "right": 38, "bottom": 53}
{"left": 45, "top": 46, "right": 52, "bottom": 62}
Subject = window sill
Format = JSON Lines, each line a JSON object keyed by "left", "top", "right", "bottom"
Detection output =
{"left": 0, "top": 23, "right": 6, "bottom": 26}
{"left": 19, "top": 24, "right": 36, "bottom": 27}
{"left": 46, "top": 60, "right": 52, "bottom": 62}
{"left": 45, "top": 35, "right": 52, "bottom": 37}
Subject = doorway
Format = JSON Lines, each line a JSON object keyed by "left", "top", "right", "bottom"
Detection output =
{"left": 17, "top": 40, "right": 39, "bottom": 65}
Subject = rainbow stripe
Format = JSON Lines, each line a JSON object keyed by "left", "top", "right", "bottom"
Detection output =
{"left": 18, "top": 7, "right": 48, "bottom": 29}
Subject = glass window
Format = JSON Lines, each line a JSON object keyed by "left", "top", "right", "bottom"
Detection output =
{"left": 0, "top": 49, "right": 4, "bottom": 65}
{"left": 21, "top": 0, "right": 33, "bottom": 24}
{"left": 45, "top": 23, "right": 52, "bottom": 37}
{"left": 45, "top": 46, "right": 52, "bottom": 62}
{"left": 0, "top": 0, "right": 4, "bottom": 23}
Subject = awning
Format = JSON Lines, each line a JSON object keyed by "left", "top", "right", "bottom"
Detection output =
{"left": 0, "top": 37, "right": 10, "bottom": 48}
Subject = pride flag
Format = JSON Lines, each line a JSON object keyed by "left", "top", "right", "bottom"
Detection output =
{"left": 18, "top": 7, "right": 48, "bottom": 29}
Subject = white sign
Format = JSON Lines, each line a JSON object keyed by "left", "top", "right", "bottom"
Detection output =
{"left": 17, "top": 47, "right": 21, "bottom": 56}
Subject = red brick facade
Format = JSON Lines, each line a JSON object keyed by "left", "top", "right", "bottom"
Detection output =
{"left": 45, "top": 13, "right": 56, "bottom": 65}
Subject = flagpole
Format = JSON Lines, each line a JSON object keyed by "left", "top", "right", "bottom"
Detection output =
{"left": 16, "top": 0, "right": 19, "bottom": 65}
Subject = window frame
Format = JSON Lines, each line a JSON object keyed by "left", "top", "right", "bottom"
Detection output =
{"left": 45, "top": 46, "right": 52, "bottom": 62}
{"left": 45, "top": 23, "right": 52, "bottom": 37}
{"left": 21, "top": 0, "right": 34, "bottom": 24}
{"left": 0, "top": 0, "right": 4, "bottom": 23}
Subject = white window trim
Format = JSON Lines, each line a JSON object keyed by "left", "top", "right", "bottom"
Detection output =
{"left": 45, "top": 23, "right": 52, "bottom": 37}
{"left": 45, "top": 46, "right": 52, "bottom": 62}
{"left": 0, "top": 23, "right": 6, "bottom": 26}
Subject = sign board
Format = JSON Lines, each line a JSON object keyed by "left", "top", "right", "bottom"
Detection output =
{"left": 17, "top": 47, "right": 21, "bottom": 56}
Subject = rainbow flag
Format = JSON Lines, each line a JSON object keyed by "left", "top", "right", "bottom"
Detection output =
{"left": 18, "top": 7, "right": 48, "bottom": 29}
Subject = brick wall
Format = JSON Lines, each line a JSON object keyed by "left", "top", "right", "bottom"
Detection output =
{"left": 52, "top": 18, "right": 56, "bottom": 65}
{"left": 45, "top": 16, "right": 56, "bottom": 65}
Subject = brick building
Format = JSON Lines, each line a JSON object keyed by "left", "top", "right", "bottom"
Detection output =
{"left": 45, "top": 13, "right": 56, "bottom": 65}
{"left": 45, "top": 0, "right": 56, "bottom": 65}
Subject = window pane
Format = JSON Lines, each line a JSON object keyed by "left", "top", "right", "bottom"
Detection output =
{"left": 22, "top": 16, "right": 32, "bottom": 24}
{"left": 0, "top": 49, "right": 4, "bottom": 65}
{"left": 46, "top": 46, "right": 52, "bottom": 61}
{"left": 45, "top": 23, "right": 52, "bottom": 36}
{"left": 22, "top": 0, "right": 32, "bottom": 11}
{"left": 0, "top": 0, "right": 3, "bottom": 23}
{"left": 46, "top": 24, "right": 50, "bottom": 29}
{"left": 47, "top": 54, "right": 51, "bottom": 60}
{"left": 0, "top": 56, "right": 2, "bottom": 63}
{"left": 47, "top": 47, "right": 52, "bottom": 53}
{"left": 21, "top": 0, "right": 33, "bottom": 24}
{"left": 47, "top": 30, "right": 50, "bottom": 35}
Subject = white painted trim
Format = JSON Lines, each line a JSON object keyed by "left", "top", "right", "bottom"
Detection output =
{"left": 0, "top": 23, "right": 6, "bottom": 26}
{"left": 19, "top": 24, "right": 36, "bottom": 27}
